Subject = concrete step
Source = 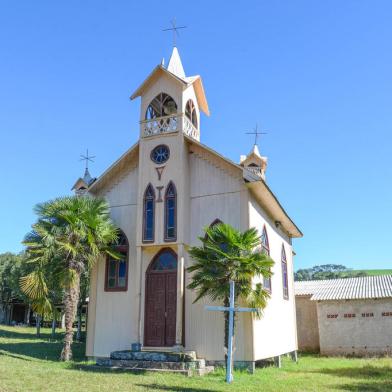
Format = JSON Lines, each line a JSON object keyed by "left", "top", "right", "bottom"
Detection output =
{"left": 96, "top": 353, "right": 214, "bottom": 376}
{"left": 91, "top": 365, "right": 193, "bottom": 376}
{"left": 110, "top": 350, "right": 196, "bottom": 362}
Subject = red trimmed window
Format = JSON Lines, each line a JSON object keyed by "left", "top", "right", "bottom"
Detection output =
{"left": 281, "top": 244, "right": 289, "bottom": 299}
{"left": 105, "top": 231, "right": 129, "bottom": 291}
{"left": 164, "top": 182, "right": 177, "bottom": 241}
{"left": 261, "top": 226, "right": 272, "bottom": 292}
{"left": 143, "top": 184, "right": 155, "bottom": 242}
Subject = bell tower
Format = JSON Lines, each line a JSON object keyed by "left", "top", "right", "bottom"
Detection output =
{"left": 130, "top": 46, "right": 209, "bottom": 248}
{"left": 130, "top": 47, "right": 209, "bottom": 142}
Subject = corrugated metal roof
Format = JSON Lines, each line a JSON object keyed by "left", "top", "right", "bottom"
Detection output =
{"left": 295, "top": 275, "right": 392, "bottom": 301}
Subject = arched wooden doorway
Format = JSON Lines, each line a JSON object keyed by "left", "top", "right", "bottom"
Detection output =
{"left": 144, "top": 248, "right": 177, "bottom": 347}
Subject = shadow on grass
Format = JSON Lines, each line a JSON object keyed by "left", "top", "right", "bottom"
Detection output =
{"left": 0, "top": 327, "right": 58, "bottom": 341}
{"left": 0, "top": 327, "right": 86, "bottom": 363}
{"left": 135, "top": 384, "right": 218, "bottom": 392}
{"left": 0, "top": 341, "right": 86, "bottom": 362}
{"left": 307, "top": 365, "right": 392, "bottom": 391}
{"left": 310, "top": 365, "right": 392, "bottom": 379}
{"left": 337, "top": 381, "right": 392, "bottom": 391}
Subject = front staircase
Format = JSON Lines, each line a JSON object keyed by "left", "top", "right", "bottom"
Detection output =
{"left": 96, "top": 350, "right": 214, "bottom": 376}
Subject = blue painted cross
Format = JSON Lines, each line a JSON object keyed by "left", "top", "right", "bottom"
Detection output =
{"left": 205, "top": 280, "right": 258, "bottom": 383}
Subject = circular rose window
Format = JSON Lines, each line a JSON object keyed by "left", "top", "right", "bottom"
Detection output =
{"left": 151, "top": 144, "right": 170, "bottom": 164}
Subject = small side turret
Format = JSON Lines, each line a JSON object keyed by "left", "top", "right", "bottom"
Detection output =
{"left": 240, "top": 144, "right": 268, "bottom": 180}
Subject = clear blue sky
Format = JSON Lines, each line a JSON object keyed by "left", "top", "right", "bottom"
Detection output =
{"left": 1, "top": 1, "right": 391, "bottom": 270}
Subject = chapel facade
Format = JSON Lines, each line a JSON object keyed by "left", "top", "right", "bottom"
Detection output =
{"left": 81, "top": 47, "right": 302, "bottom": 368}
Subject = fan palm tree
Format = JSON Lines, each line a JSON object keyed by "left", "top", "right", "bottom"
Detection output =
{"left": 187, "top": 223, "right": 274, "bottom": 365}
{"left": 21, "top": 196, "right": 118, "bottom": 361}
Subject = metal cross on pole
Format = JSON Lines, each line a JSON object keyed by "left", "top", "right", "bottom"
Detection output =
{"left": 245, "top": 123, "right": 268, "bottom": 146}
{"left": 80, "top": 149, "right": 95, "bottom": 170}
{"left": 162, "top": 18, "right": 187, "bottom": 47}
{"left": 205, "top": 280, "right": 258, "bottom": 383}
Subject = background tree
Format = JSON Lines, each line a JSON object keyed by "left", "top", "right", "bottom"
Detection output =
{"left": 294, "top": 264, "right": 368, "bottom": 281}
{"left": 0, "top": 252, "right": 33, "bottom": 325}
{"left": 187, "top": 223, "right": 274, "bottom": 368}
{"left": 21, "top": 196, "right": 118, "bottom": 361}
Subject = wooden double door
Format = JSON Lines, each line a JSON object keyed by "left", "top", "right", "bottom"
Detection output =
{"left": 144, "top": 249, "right": 177, "bottom": 347}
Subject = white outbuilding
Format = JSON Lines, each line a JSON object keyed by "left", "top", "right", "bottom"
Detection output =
{"left": 295, "top": 275, "right": 392, "bottom": 355}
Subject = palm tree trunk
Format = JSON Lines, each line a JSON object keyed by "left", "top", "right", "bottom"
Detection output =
{"left": 36, "top": 314, "right": 41, "bottom": 337}
{"left": 51, "top": 312, "right": 56, "bottom": 339}
{"left": 25, "top": 304, "right": 31, "bottom": 325}
{"left": 76, "top": 302, "right": 82, "bottom": 342}
{"left": 60, "top": 270, "right": 80, "bottom": 361}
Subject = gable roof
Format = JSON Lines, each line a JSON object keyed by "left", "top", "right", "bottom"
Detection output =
{"left": 130, "top": 48, "right": 210, "bottom": 116}
{"left": 88, "top": 142, "right": 139, "bottom": 194}
{"left": 185, "top": 136, "right": 302, "bottom": 238}
{"left": 295, "top": 275, "right": 392, "bottom": 301}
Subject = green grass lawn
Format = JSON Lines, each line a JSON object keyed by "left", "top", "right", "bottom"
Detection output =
{"left": 349, "top": 269, "right": 392, "bottom": 276}
{"left": 0, "top": 325, "right": 392, "bottom": 391}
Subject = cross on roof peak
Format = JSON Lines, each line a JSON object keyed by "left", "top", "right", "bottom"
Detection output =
{"left": 162, "top": 18, "right": 187, "bottom": 47}
{"left": 245, "top": 123, "right": 268, "bottom": 146}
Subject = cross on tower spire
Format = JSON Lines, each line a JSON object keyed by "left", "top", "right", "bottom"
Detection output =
{"left": 245, "top": 124, "right": 267, "bottom": 146}
{"left": 162, "top": 18, "right": 187, "bottom": 47}
{"left": 80, "top": 149, "right": 95, "bottom": 171}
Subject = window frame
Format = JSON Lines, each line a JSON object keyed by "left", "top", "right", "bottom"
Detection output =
{"left": 145, "top": 93, "right": 178, "bottom": 120}
{"left": 281, "top": 244, "right": 289, "bottom": 300}
{"left": 185, "top": 99, "right": 198, "bottom": 128}
{"left": 164, "top": 181, "right": 177, "bottom": 242}
{"left": 143, "top": 184, "right": 155, "bottom": 243}
{"left": 261, "top": 225, "right": 272, "bottom": 293}
{"left": 104, "top": 231, "right": 129, "bottom": 292}
{"left": 147, "top": 247, "right": 178, "bottom": 273}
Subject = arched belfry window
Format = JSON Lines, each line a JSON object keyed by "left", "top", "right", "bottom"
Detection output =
{"left": 143, "top": 184, "right": 155, "bottom": 242}
{"left": 281, "top": 244, "right": 289, "bottom": 299}
{"left": 105, "top": 230, "right": 129, "bottom": 291}
{"left": 145, "top": 93, "right": 177, "bottom": 120}
{"left": 164, "top": 182, "right": 177, "bottom": 241}
{"left": 185, "top": 99, "right": 198, "bottom": 128}
{"left": 261, "top": 226, "right": 272, "bottom": 292}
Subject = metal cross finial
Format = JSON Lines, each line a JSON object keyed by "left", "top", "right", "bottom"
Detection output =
{"left": 162, "top": 18, "right": 187, "bottom": 47}
{"left": 80, "top": 149, "right": 95, "bottom": 170}
{"left": 245, "top": 123, "right": 268, "bottom": 146}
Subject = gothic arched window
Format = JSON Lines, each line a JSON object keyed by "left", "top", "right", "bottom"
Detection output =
{"left": 143, "top": 184, "right": 155, "bottom": 242}
{"left": 145, "top": 93, "right": 177, "bottom": 120}
{"left": 185, "top": 99, "right": 198, "bottom": 128}
{"left": 148, "top": 248, "right": 178, "bottom": 272}
{"left": 105, "top": 230, "right": 129, "bottom": 291}
{"left": 261, "top": 226, "right": 272, "bottom": 292}
{"left": 281, "top": 244, "right": 289, "bottom": 299}
{"left": 164, "top": 182, "right": 177, "bottom": 241}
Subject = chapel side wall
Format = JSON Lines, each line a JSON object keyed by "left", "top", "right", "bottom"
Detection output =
{"left": 86, "top": 263, "right": 98, "bottom": 357}
{"left": 185, "top": 149, "right": 253, "bottom": 361}
{"left": 248, "top": 195, "right": 298, "bottom": 360}
{"left": 295, "top": 295, "right": 320, "bottom": 352}
{"left": 87, "top": 166, "right": 140, "bottom": 357}
{"left": 317, "top": 299, "right": 392, "bottom": 356}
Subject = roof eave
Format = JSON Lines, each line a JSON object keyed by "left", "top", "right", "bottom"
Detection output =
{"left": 246, "top": 180, "right": 303, "bottom": 238}
{"left": 130, "top": 66, "right": 188, "bottom": 100}
{"left": 88, "top": 142, "right": 139, "bottom": 194}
